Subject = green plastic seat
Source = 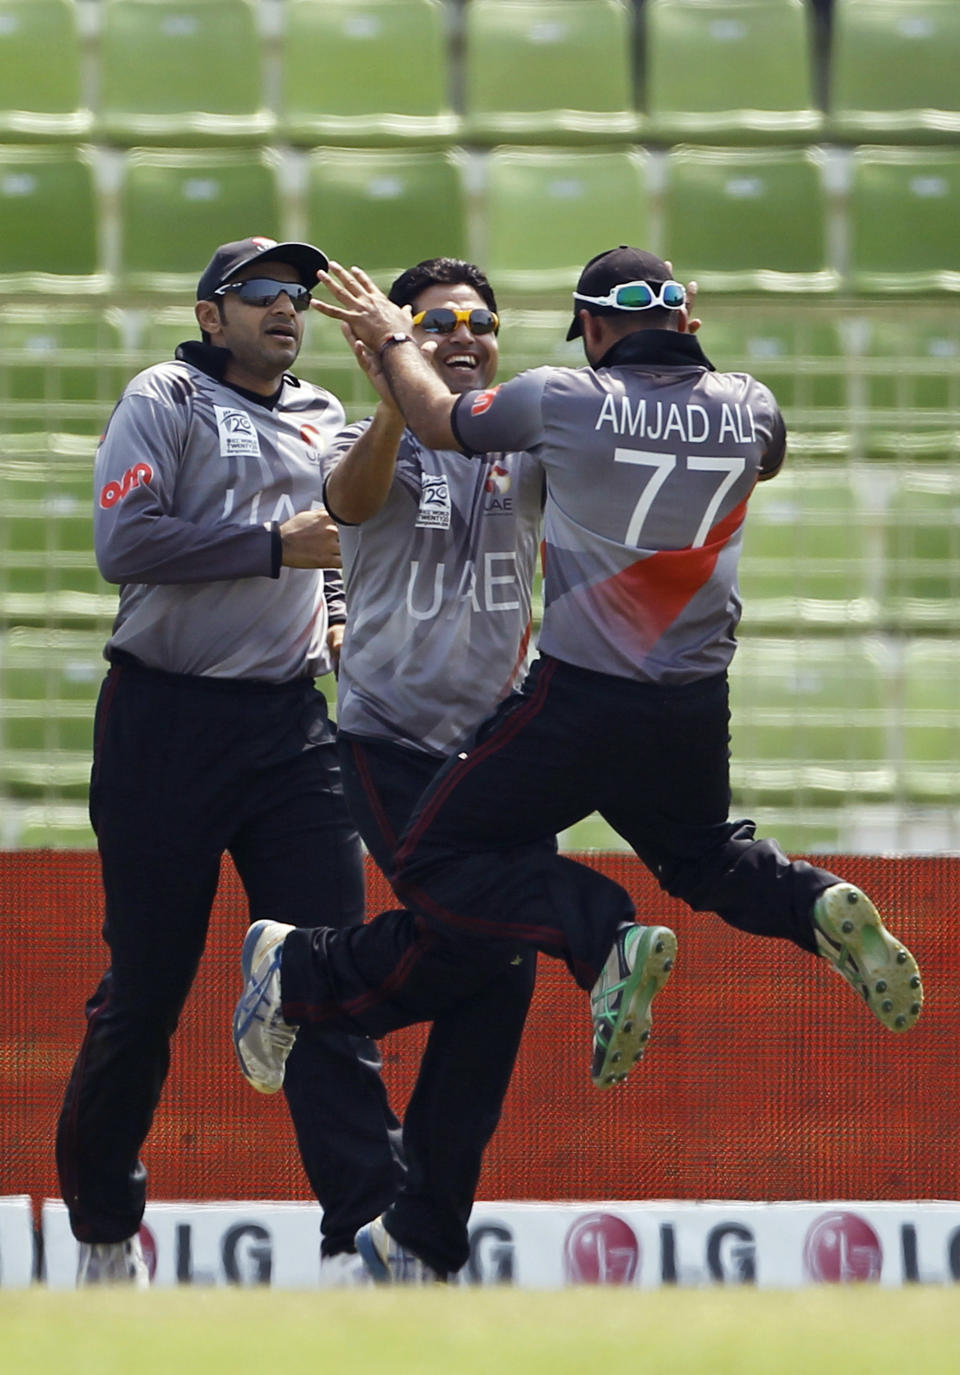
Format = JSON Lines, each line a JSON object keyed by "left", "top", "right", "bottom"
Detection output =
{"left": 0, "top": 627, "right": 104, "bottom": 757}
{"left": 495, "top": 309, "right": 586, "bottom": 381}
{"left": 280, "top": 0, "right": 458, "bottom": 145}
{"left": 0, "top": 0, "right": 91, "bottom": 140}
{"left": 12, "top": 804, "right": 98, "bottom": 847}
{"left": 0, "top": 307, "right": 127, "bottom": 434}
{"left": 901, "top": 639, "right": 960, "bottom": 801}
{"left": 847, "top": 148, "right": 960, "bottom": 293}
{"left": 662, "top": 146, "right": 837, "bottom": 294}
{"left": 0, "top": 433, "right": 112, "bottom": 623}
{"left": 484, "top": 146, "right": 649, "bottom": 297}
{"left": 463, "top": 0, "right": 638, "bottom": 144}
{"left": 96, "top": 0, "right": 273, "bottom": 144}
{"left": 0, "top": 146, "right": 104, "bottom": 293}
{"left": 703, "top": 305, "right": 850, "bottom": 452}
{"left": 644, "top": 0, "right": 822, "bottom": 144}
{"left": 855, "top": 311, "right": 960, "bottom": 459}
{"left": 304, "top": 147, "right": 467, "bottom": 284}
{"left": 728, "top": 635, "right": 896, "bottom": 801}
{"left": 739, "top": 467, "right": 878, "bottom": 629}
{"left": 881, "top": 472, "right": 960, "bottom": 628}
{"left": 137, "top": 307, "right": 200, "bottom": 365}
{"left": 829, "top": 0, "right": 960, "bottom": 142}
{"left": 119, "top": 149, "right": 283, "bottom": 294}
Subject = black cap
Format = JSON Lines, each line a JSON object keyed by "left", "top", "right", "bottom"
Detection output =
{"left": 566, "top": 245, "right": 674, "bottom": 340}
{"left": 196, "top": 236, "right": 329, "bottom": 301}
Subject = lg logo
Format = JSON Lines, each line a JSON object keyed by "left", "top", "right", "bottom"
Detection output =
{"left": 564, "top": 1213, "right": 640, "bottom": 1285}
{"left": 803, "top": 1212, "right": 883, "bottom": 1283}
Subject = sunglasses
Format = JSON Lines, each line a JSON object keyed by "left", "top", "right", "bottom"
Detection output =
{"left": 573, "top": 280, "right": 686, "bottom": 311}
{"left": 411, "top": 307, "right": 500, "bottom": 336}
{"left": 214, "top": 279, "right": 312, "bottom": 311}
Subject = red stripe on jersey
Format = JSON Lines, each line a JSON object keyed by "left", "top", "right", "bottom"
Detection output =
{"left": 589, "top": 497, "right": 749, "bottom": 654}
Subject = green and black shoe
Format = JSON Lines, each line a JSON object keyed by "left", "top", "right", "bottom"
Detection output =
{"left": 590, "top": 923, "right": 677, "bottom": 1088}
{"left": 813, "top": 883, "right": 923, "bottom": 1032}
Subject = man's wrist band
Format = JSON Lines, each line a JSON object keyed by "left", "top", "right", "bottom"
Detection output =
{"left": 379, "top": 332, "right": 415, "bottom": 358}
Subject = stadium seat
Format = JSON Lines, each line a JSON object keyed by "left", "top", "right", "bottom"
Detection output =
{"left": 118, "top": 149, "right": 283, "bottom": 294}
{"left": 661, "top": 147, "right": 837, "bottom": 293}
{"left": 297, "top": 307, "right": 380, "bottom": 423}
{"left": 280, "top": 0, "right": 458, "bottom": 145}
{"left": 304, "top": 147, "right": 467, "bottom": 283}
{"left": 137, "top": 307, "right": 200, "bottom": 365}
{"left": 0, "top": 146, "right": 104, "bottom": 294}
{"left": 12, "top": 804, "right": 97, "bottom": 848}
{"left": 483, "top": 146, "right": 650, "bottom": 295}
{"left": 728, "top": 635, "right": 896, "bottom": 802}
{"left": 96, "top": 0, "right": 273, "bottom": 144}
{"left": 901, "top": 639, "right": 960, "bottom": 802}
{"left": 853, "top": 311, "right": 960, "bottom": 460}
{"left": 0, "top": 432, "right": 112, "bottom": 624}
{"left": 847, "top": 148, "right": 960, "bottom": 293}
{"left": 0, "top": 307, "right": 127, "bottom": 435}
{"left": 643, "top": 0, "right": 822, "bottom": 144}
{"left": 881, "top": 471, "right": 960, "bottom": 629}
{"left": 462, "top": 0, "right": 638, "bottom": 144}
{"left": 702, "top": 305, "right": 850, "bottom": 456}
{"left": 0, "top": 627, "right": 102, "bottom": 800}
{"left": 0, "top": 627, "right": 103, "bottom": 753}
{"left": 495, "top": 309, "right": 585, "bottom": 380}
{"left": 0, "top": 0, "right": 91, "bottom": 140}
{"left": 739, "top": 467, "right": 878, "bottom": 629}
{"left": 829, "top": 0, "right": 960, "bottom": 142}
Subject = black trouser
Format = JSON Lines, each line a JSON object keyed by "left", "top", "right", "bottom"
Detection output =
{"left": 56, "top": 654, "right": 403, "bottom": 1254}
{"left": 280, "top": 657, "right": 842, "bottom": 1226}
{"left": 337, "top": 734, "right": 537, "bottom": 1275}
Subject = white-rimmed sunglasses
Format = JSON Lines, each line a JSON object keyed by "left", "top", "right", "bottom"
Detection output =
{"left": 574, "top": 280, "right": 686, "bottom": 311}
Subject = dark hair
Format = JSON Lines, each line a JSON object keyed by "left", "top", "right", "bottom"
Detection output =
{"left": 388, "top": 257, "right": 498, "bottom": 314}
{"left": 585, "top": 302, "right": 677, "bottom": 332}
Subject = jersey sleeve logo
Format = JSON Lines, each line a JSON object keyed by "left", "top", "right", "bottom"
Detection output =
{"left": 470, "top": 386, "right": 501, "bottom": 416}
{"left": 99, "top": 461, "right": 154, "bottom": 508}
{"left": 215, "top": 405, "right": 261, "bottom": 457}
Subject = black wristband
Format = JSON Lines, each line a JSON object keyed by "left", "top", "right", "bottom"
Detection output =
{"left": 379, "top": 332, "right": 415, "bottom": 358}
{"left": 269, "top": 521, "right": 283, "bottom": 578}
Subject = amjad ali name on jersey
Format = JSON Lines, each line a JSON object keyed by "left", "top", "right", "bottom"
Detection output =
{"left": 595, "top": 394, "right": 760, "bottom": 445}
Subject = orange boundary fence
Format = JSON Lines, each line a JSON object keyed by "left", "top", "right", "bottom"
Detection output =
{"left": 2, "top": 851, "right": 956, "bottom": 1211}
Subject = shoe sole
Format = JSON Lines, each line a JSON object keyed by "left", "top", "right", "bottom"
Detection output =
{"left": 233, "top": 921, "right": 285, "bottom": 1095}
{"left": 592, "top": 926, "right": 677, "bottom": 1089}
{"left": 816, "top": 884, "right": 923, "bottom": 1032}
{"left": 355, "top": 1224, "right": 390, "bottom": 1283}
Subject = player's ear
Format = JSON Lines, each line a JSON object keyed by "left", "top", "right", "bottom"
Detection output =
{"left": 195, "top": 299, "right": 221, "bottom": 339}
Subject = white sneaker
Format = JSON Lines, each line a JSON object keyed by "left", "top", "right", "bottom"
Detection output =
{"left": 77, "top": 1235, "right": 149, "bottom": 1288}
{"left": 319, "top": 1250, "right": 371, "bottom": 1288}
{"left": 813, "top": 883, "right": 923, "bottom": 1032}
{"left": 590, "top": 923, "right": 677, "bottom": 1088}
{"left": 233, "top": 920, "right": 298, "bottom": 1094}
{"left": 355, "top": 1215, "right": 443, "bottom": 1284}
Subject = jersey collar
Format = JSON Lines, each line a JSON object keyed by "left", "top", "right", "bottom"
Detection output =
{"left": 595, "top": 329, "right": 715, "bottom": 373}
{"left": 175, "top": 339, "right": 295, "bottom": 410}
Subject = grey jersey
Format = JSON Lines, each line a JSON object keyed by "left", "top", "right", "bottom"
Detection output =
{"left": 452, "top": 332, "right": 785, "bottom": 685}
{"left": 323, "top": 422, "right": 544, "bottom": 757}
{"left": 95, "top": 353, "right": 346, "bottom": 681}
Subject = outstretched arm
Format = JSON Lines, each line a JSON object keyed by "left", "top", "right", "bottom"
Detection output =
{"left": 313, "top": 263, "right": 460, "bottom": 451}
{"left": 324, "top": 322, "right": 410, "bottom": 525}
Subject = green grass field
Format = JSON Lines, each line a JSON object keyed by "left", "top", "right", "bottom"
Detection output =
{"left": 3, "top": 1286, "right": 960, "bottom": 1375}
